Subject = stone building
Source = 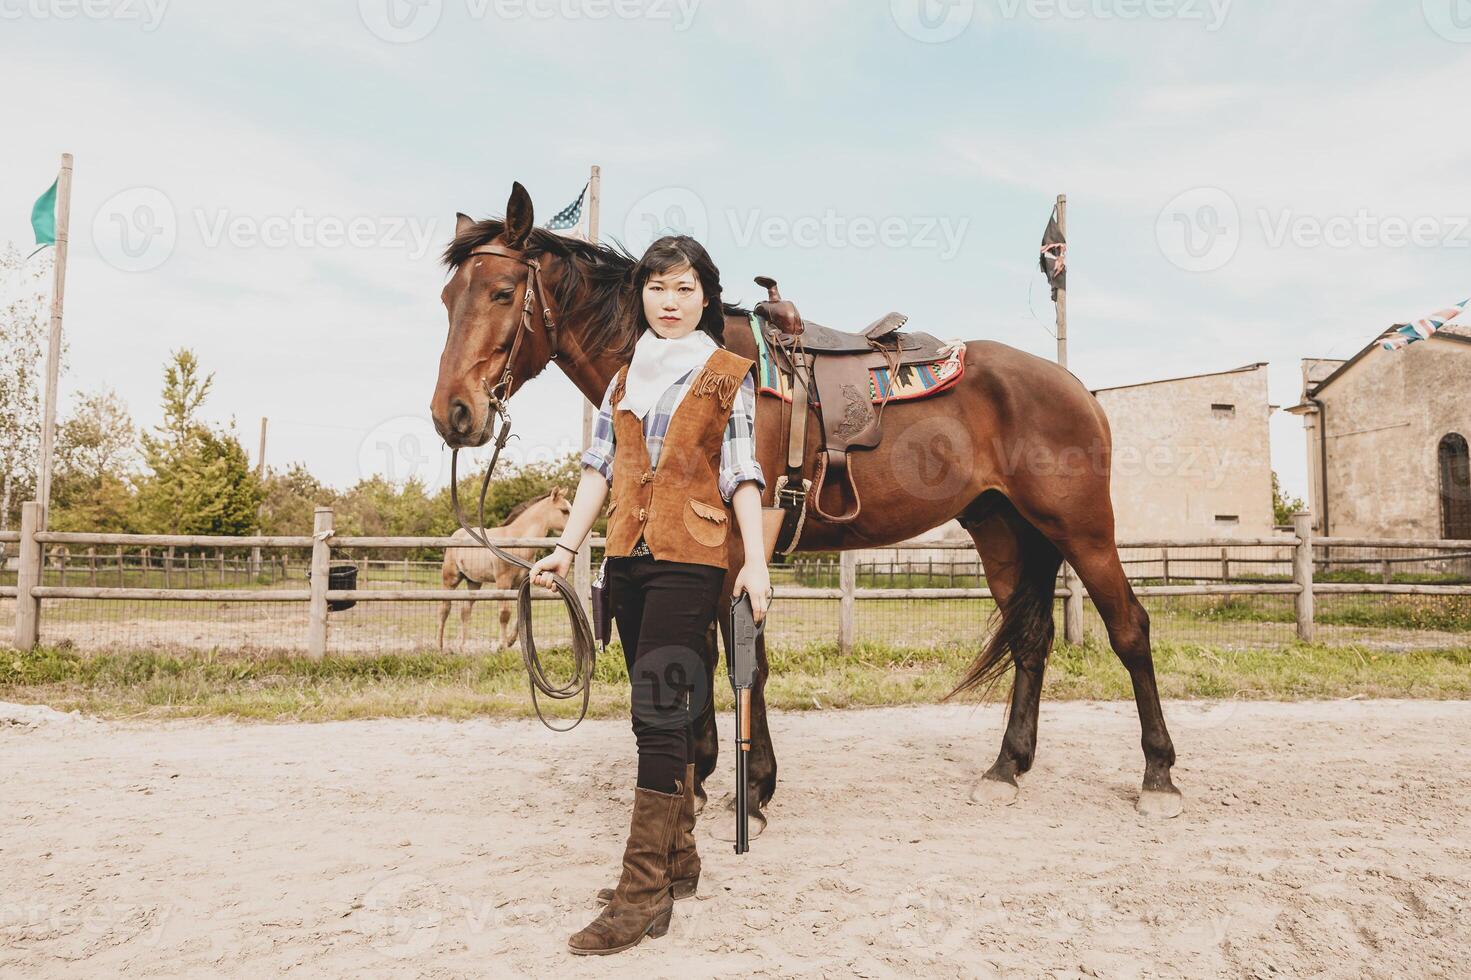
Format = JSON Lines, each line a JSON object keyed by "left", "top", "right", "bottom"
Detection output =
{"left": 879, "top": 361, "right": 1279, "bottom": 572}
{"left": 1091, "top": 362, "right": 1276, "bottom": 541}
{"left": 1287, "top": 324, "right": 1471, "bottom": 540}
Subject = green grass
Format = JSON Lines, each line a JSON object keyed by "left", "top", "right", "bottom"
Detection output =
{"left": 1191, "top": 594, "right": 1471, "bottom": 632}
{"left": 3, "top": 636, "right": 1468, "bottom": 722}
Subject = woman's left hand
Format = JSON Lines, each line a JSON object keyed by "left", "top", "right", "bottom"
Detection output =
{"left": 733, "top": 562, "right": 772, "bottom": 624}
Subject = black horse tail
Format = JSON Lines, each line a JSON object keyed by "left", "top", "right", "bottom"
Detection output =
{"left": 945, "top": 515, "right": 1063, "bottom": 700}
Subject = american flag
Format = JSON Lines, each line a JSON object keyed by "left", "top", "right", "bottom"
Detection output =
{"left": 1381, "top": 298, "right": 1467, "bottom": 350}
{"left": 546, "top": 182, "right": 588, "bottom": 238}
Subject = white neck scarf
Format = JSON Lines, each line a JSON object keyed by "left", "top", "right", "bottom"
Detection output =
{"left": 619, "top": 327, "right": 718, "bottom": 420}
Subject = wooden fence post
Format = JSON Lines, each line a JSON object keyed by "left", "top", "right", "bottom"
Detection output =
{"left": 1293, "top": 512, "right": 1315, "bottom": 643}
{"left": 838, "top": 549, "right": 855, "bottom": 657}
{"left": 1062, "top": 562, "right": 1084, "bottom": 645}
{"left": 14, "top": 502, "right": 41, "bottom": 650}
{"left": 308, "top": 506, "right": 332, "bottom": 659}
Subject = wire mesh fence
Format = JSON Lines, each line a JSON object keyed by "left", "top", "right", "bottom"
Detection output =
{"left": 5, "top": 515, "right": 1469, "bottom": 656}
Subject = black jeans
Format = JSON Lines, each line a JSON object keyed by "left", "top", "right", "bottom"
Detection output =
{"left": 607, "top": 553, "right": 725, "bottom": 794}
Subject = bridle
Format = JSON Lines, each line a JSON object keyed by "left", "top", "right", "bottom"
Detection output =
{"left": 466, "top": 242, "right": 563, "bottom": 408}
{"left": 447, "top": 239, "right": 596, "bottom": 731}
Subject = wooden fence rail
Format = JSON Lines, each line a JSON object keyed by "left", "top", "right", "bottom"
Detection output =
{"left": 8, "top": 505, "right": 1470, "bottom": 656}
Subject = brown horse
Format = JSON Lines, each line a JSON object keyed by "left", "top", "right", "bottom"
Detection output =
{"left": 429, "top": 182, "right": 1182, "bottom": 830}
{"left": 436, "top": 488, "right": 571, "bottom": 652}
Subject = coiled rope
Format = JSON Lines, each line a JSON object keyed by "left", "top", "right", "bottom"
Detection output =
{"left": 449, "top": 415, "right": 596, "bottom": 732}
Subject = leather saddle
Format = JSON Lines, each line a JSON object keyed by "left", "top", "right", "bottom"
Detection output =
{"left": 753, "top": 276, "right": 952, "bottom": 548}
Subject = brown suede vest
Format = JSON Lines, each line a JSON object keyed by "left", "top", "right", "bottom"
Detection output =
{"left": 603, "top": 347, "right": 756, "bottom": 569}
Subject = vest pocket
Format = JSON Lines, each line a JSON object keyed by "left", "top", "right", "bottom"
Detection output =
{"left": 684, "top": 498, "right": 729, "bottom": 548}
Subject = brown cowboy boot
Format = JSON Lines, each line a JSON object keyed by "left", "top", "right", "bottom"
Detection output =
{"left": 568, "top": 781, "right": 682, "bottom": 956}
{"left": 597, "top": 763, "right": 700, "bottom": 905}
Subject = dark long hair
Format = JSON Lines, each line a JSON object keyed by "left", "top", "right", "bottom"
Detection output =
{"left": 443, "top": 220, "right": 748, "bottom": 362}
{"left": 615, "top": 235, "right": 728, "bottom": 352}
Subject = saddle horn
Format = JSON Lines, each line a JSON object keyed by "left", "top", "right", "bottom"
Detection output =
{"left": 753, "top": 275, "right": 804, "bottom": 336}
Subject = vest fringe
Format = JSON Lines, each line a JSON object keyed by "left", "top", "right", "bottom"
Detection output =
{"left": 689, "top": 366, "right": 740, "bottom": 409}
{"left": 611, "top": 369, "right": 626, "bottom": 407}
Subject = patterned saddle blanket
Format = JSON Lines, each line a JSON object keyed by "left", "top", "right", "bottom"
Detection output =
{"left": 745, "top": 313, "right": 966, "bottom": 406}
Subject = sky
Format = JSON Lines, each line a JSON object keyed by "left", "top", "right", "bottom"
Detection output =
{"left": 3, "top": 0, "right": 1470, "bottom": 503}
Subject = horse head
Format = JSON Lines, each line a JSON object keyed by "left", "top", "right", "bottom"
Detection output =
{"left": 536, "top": 486, "right": 573, "bottom": 534}
{"left": 431, "top": 181, "right": 564, "bottom": 448}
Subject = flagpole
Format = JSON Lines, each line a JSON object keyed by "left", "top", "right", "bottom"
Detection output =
{"left": 580, "top": 164, "right": 601, "bottom": 451}
{"left": 36, "top": 152, "right": 73, "bottom": 530}
{"left": 577, "top": 164, "right": 601, "bottom": 610}
{"left": 1054, "top": 193, "right": 1067, "bottom": 369}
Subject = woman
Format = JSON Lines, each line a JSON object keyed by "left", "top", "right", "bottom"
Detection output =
{"left": 527, "top": 235, "right": 771, "bottom": 956}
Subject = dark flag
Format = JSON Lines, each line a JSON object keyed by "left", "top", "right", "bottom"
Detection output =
{"left": 1039, "top": 205, "right": 1066, "bottom": 300}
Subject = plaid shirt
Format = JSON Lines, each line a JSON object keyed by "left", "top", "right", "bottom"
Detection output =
{"left": 579, "top": 366, "right": 766, "bottom": 506}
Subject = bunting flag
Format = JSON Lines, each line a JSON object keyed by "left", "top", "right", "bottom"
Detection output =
{"left": 545, "top": 181, "right": 588, "bottom": 240}
{"left": 29, "top": 178, "right": 59, "bottom": 258}
{"left": 1039, "top": 204, "right": 1066, "bottom": 299}
{"left": 1380, "top": 299, "right": 1467, "bottom": 350}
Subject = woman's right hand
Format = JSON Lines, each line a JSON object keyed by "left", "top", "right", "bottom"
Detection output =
{"left": 529, "top": 548, "right": 573, "bottom": 590}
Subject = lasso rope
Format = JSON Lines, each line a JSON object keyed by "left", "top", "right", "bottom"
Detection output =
{"left": 448, "top": 407, "right": 596, "bottom": 732}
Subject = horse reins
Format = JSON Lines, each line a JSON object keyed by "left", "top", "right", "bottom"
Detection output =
{"left": 447, "top": 241, "right": 597, "bottom": 732}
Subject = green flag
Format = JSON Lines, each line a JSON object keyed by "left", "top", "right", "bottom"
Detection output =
{"left": 30, "top": 178, "right": 58, "bottom": 256}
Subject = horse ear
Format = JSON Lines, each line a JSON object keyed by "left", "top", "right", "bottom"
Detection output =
{"left": 503, "top": 182, "right": 534, "bottom": 247}
{"left": 455, "top": 212, "right": 476, "bottom": 238}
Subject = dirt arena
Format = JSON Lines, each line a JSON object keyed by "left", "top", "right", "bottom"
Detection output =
{"left": 3, "top": 699, "right": 1467, "bottom": 978}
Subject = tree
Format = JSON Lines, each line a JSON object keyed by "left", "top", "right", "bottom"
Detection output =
{"left": 1272, "top": 471, "right": 1307, "bottom": 527}
{"left": 50, "top": 387, "right": 138, "bottom": 533}
{"left": 133, "top": 349, "right": 263, "bottom": 535}
{"left": 259, "top": 461, "right": 331, "bottom": 536}
{"left": 0, "top": 244, "right": 63, "bottom": 529}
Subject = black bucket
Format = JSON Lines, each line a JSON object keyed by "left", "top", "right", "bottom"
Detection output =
{"left": 307, "top": 562, "right": 359, "bottom": 611}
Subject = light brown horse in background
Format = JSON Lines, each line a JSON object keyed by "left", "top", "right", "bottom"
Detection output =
{"left": 429, "top": 182, "right": 1183, "bottom": 834}
{"left": 437, "top": 488, "right": 571, "bottom": 652}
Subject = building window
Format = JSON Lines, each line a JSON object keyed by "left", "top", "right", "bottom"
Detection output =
{"left": 1211, "top": 403, "right": 1236, "bottom": 418}
{"left": 1440, "top": 433, "right": 1471, "bottom": 539}
{"left": 1214, "top": 514, "right": 1240, "bottom": 524}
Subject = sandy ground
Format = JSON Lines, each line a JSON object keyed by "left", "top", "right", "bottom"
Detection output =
{"left": 2, "top": 700, "right": 1468, "bottom": 978}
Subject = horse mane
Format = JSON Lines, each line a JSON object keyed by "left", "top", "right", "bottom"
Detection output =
{"left": 442, "top": 218, "right": 752, "bottom": 360}
{"left": 502, "top": 490, "right": 553, "bottom": 525}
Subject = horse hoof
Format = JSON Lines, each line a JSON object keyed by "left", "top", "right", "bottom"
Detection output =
{"left": 1137, "top": 789, "right": 1183, "bottom": 819}
{"left": 969, "top": 777, "right": 1019, "bottom": 806}
{"left": 706, "top": 799, "right": 767, "bottom": 841}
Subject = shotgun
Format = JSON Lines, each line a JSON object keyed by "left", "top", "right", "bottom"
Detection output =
{"left": 727, "top": 590, "right": 764, "bottom": 854}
